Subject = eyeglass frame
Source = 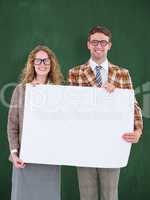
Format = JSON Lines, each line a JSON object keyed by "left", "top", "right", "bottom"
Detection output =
{"left": 89, "top": 39, "right": 110, "bottom": 47}
{"left": 33, "top": 58, "right": 51, "bottom": 65}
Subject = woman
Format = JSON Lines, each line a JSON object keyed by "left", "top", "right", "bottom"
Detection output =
{"left": 7, "top": 45, "right": 64, "bottom": 200}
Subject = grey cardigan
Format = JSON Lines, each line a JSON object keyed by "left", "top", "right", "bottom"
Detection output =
{"left": 7, "top": 84, "right": 25, "bottom": 152}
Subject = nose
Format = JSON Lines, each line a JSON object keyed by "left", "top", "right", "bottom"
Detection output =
{"left": 96, "top": 42, "right": 103, "bottom": 48}
{"left": 40, "top": 60, "right": 45, "bottom": 66}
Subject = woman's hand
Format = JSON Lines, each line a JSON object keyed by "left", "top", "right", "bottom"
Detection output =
{"left": 31, "top": 79, "right": 41, "bottom": 86}
{"left": 11, "top": 153, "right": 26, "bottom": 168}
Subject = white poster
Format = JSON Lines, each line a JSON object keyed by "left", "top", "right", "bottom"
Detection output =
{"left": 20, "top": 84, "right": 134, "bottom": 168}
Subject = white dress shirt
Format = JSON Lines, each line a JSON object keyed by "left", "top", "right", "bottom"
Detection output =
{"left": 89, "top": 58, "right": 109, "bottom": 86}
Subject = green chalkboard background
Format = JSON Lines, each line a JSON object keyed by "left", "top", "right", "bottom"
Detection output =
{"left": 0, "top": 0, "right": 150, "bottom": 199}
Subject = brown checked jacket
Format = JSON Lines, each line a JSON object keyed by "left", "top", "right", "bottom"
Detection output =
{"left": 68, "top": 61, "right": 143, "bottom": 132}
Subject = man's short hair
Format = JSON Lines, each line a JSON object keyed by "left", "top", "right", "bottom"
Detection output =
{"left": 88, "top": 25, "right": 112, "bottom": 42}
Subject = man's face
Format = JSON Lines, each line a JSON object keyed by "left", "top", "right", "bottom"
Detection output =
{"left": 87, "top": 32, "right": 112, "bottom": 61}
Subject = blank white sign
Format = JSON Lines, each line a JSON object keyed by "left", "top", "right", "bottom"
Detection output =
{"left": 20, "top": 84, "right": 134, "bottom": 168}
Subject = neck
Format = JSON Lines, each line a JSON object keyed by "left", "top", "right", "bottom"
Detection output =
{"left": 91, "top": 56, "right": 107, "bottom": 65}
{"left": 35, "top": 76, "right": 47, "bottom": 84}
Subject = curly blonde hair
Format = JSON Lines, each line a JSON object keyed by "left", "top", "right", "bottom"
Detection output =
{"left": 20, "top": 45, "right": 64, "bottom": 85}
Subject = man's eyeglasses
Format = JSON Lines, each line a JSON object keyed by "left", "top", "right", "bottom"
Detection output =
{"left": 33, "top": 58, "right": 51, "bottom": 65}
{"left": 90, "top": 40, "right": 109, "bottom": 47}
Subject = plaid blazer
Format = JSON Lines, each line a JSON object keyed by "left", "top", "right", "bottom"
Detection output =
{"left": 68, "top": 61, "right": 143, "bottom": 131}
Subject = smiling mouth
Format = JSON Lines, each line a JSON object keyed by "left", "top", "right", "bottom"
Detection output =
{"left": 38, "top": 68, "right": 48, "bottom": 71}
{"left": 95, "top": 50, "right": 103, "bottom": 53}
{"left": 38, "top": 67, "right": 48, "bottom": 70}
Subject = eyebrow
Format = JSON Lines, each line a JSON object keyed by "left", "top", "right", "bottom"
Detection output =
{"left": 35, "top": 57, "right": 49, "bottom": 59}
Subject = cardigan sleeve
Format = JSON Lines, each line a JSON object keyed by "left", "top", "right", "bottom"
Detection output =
{"left": 7, "top": 85, "right": 20, "bottom": 151}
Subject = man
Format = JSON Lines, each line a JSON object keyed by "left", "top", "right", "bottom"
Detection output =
{"left": 68, "top": 25, "right": 143, "bottom": 200}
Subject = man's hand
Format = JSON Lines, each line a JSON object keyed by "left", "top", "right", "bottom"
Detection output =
{"left": 122, "top": 129, "right": 142, "bottom": 143}
{"left": 103, "top": 83, "right": 115, "bottom": 93}
{"left": 11, "top": 153, "right": 26, "bottom": 168}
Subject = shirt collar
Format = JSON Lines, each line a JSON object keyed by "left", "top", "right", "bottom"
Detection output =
{"left": 89, "top": 58, "right": 109, "bottom": 72}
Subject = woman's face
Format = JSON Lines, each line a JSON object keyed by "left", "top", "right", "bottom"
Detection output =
{"left": 33, "top": 50, "right": 51, "bottom": 78}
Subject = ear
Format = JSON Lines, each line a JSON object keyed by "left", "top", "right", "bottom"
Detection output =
{"left": 87, "top": 40, "right": 90, "bottom": 50}
{"left": 108, "top": 42, "right": 112, "bottom": 50}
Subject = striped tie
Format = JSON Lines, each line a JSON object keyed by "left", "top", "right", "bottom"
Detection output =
{"left": 95, "top": 66, "right": 102, "bottom": 87}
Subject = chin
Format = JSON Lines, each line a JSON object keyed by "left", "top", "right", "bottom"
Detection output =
{"left": 94, "top": 55, "right": 103, "bottom": 60}
{"left": 37, "top": 72, "right": 45, "bottom": 75}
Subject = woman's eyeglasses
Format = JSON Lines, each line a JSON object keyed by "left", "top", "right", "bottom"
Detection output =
{"left": 33, "top": 58, "right": 50, "bottom": 65}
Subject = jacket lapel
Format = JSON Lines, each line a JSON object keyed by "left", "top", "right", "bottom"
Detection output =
{"left": 108, "top": 62, "right": 117, "bottom": 84}
{"left": 82, "top": 61, "right": 118, "bottom": 87}
{"left": 82, "top": 62, "right": 97, "bottom": 87}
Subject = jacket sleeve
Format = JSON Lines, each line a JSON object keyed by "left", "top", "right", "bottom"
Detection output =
{"left": 67, "top": 68, "right": 79, "bottom": 86}
{"left": 7, "top": 85, "right": 20, "bottom": 151}
{"left": 126, "top": 70, "right": 143, "bottom": 132}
